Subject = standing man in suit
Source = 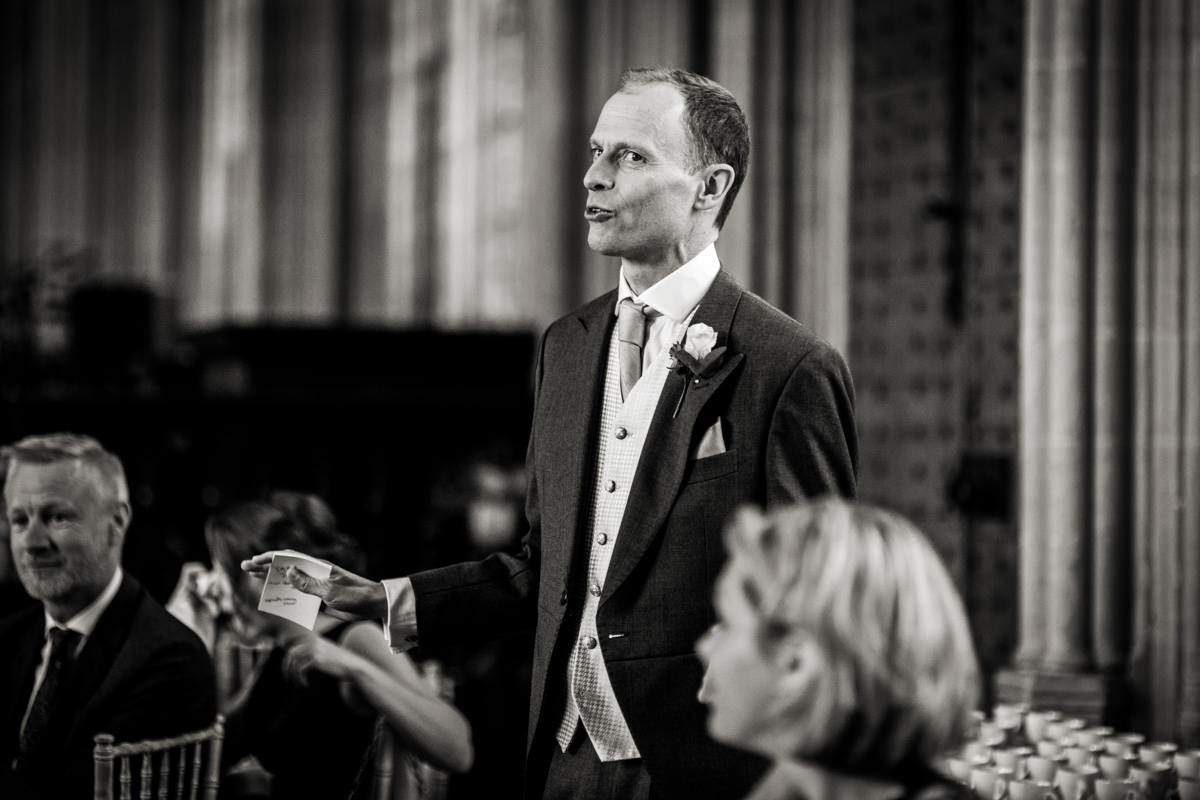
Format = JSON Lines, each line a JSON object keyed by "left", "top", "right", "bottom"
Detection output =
{"left": 246, "top": 67, "right": 857, "bottom": 799}
{"left": 0, "top": 433, "right": 216, "bottom": 799}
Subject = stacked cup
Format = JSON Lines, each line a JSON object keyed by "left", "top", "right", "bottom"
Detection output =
{"left": 941, "top": 704, "right": 1197, "bottom": 800}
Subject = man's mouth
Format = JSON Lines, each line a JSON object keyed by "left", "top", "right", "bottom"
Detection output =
{"left": 585, "top": 206, "right": 614, "bottom": 222}
{"left": 22, "top": 559, "right": 64, "bottom": 571}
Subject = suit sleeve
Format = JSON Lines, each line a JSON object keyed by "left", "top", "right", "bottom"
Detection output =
{"left": 765, "top": 339, "right": 859, "bottom": 504}
{"left": 407, "top": 331, "right": 547, "bottom": 657}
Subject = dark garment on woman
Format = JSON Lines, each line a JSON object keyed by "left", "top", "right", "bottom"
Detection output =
{"left": 223, "top": 621, "right": 377, "bottom": 800}
{"left": 742, "top": 759, "right": 970, "bottom": 800}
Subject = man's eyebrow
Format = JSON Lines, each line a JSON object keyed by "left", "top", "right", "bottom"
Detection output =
{"left": 590, "top": 139, "right": 648, "bottom": 154}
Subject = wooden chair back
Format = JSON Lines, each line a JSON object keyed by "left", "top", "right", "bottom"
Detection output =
{"left": 92, "top": 715, "right": 225, "bottom": 800}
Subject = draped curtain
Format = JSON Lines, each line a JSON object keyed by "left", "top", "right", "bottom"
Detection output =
{"left": 1, "top": 0, "right": 850, "bottom": 346}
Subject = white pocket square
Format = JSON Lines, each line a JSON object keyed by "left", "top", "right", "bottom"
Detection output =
{"left": 692, "top": 417, "right": 727, "bottom": 460}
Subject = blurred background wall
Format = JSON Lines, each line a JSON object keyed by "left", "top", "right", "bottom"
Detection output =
{"left": 2, "top": 0, "right": 1198, "bottom": 749}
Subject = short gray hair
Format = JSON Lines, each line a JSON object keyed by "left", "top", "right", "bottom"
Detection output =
{"left": 3, "top": 433, "right": 129, "bottom": 506}
{"left": 720, "top": 497, "right": 979, "bottom": 769}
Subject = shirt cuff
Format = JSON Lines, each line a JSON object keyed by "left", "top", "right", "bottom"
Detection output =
{"left": 382, "top": 576, "right": 420, "bottom": 653}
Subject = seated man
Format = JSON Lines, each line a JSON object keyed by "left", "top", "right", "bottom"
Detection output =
{"left": 0, "top": 433, "right": 217, "bottom": 799}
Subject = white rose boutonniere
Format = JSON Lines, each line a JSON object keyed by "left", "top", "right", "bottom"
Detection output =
{"left": 682, "top": 323, "right": 718, "bottom": 361}
{"left": 667, "top": 323, "right": 727, "bottom": 418}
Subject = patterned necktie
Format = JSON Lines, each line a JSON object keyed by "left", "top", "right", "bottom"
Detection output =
{"left": 20, "top": 627, "right": 82, "bottom": 755}
{"left": 617, "top": 298, "right": 651, "bottom": 400}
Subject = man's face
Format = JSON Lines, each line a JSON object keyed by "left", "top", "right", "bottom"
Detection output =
{"left": 583, "top": 83, "right": 702, "bottom": 265}
{"left": 5, "top": 460, "right": 122, "bottom": 618}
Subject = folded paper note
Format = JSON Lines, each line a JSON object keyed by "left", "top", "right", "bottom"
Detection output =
{"left": 257, "top": 550, "right": 332, "bottom": 629}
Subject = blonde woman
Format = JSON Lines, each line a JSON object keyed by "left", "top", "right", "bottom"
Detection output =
{"left": 696, "top": 498, "right": 977, "bottom": 800}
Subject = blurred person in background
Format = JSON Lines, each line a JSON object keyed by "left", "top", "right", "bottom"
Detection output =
{"left": 419, "top": 461, "right": 532, "bottom": 800}
{"left": 696, "top": 498, "right": 977, "bottom": 800}
{"left": 0, "top": 433, "right": 216, "bottom": 799}
{"left": 171, "top": 493, "right": 471, "bottom": 799}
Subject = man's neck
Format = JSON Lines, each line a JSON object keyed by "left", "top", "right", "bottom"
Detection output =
{"left": 45, "top": 566, "right": 123, "bottom": 627}
{"left": 620, "top": 233, "right": 718, "bottom": 295}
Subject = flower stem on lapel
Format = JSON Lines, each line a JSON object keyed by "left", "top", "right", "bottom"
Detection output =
{"left": 672, "top": 381, "right": 688, "bottom": 419}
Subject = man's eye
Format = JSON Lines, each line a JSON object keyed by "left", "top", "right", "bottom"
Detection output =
{"left": 621, "top": 151, "right": 645, "bottom": 164}
{"left": 49, "top": 513, "right": 72, "bottom": 525}
{"left": 590, "top": 147, "right": 602, "bottom": 161}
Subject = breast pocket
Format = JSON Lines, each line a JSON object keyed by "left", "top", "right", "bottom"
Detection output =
{"left": 683, "top": 449, "right": 737, "bottom": 484}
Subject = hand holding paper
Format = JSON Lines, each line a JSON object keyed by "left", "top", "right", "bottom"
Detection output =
{"left": 257, "top": 550, "right": 332, "bottom": 630}
{"left": 244, "top": 550, "right": 389, "bottom": 622}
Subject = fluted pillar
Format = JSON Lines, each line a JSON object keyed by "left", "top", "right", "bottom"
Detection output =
{"left": 1012, "top": 0, "right": 1053, "bottom": 671}
{"left": 1090, "top": 0, "right": 1134, "bottom": 675}
{"left": 186, "top": 0, "right": 263, "bottom": 326}
{"left": 1002, "top": 0, "right": 1200, "bottom": 740}
{"left": 1128, "top": 0, "right": 1200, "bottom": 744}
{"left": 710, "top": 0, "right": 852, "bottom": 349}
{"left": 997, "top": 0, "right": 1129, "bottom": 719}
{"left": 260, "top": 0, "right": 341, "bottom": 321}
{"left": 789, "top": 0, "right": 852, "bottom": 354}
{"left": 1181, "top": 0, "right": 1200, "bottom": 745}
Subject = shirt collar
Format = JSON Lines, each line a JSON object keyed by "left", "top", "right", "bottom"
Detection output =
{"left": 616, "top": 243, "right": 720, "bottom": 323}
{"left": 44, "top": 566, "right": 123, "bottom": 640}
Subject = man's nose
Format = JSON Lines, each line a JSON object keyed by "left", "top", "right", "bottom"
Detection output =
{"left": 18, "top": 521, "right": 52, "bottom": 550}
{"left": 583, "top": 159, "right": 613, "bottom": 191}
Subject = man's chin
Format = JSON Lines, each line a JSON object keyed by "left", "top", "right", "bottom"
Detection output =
{"left": 17, "top": 573, "right": 75, "bottom": 602}
{"left": 587, "top": 230, "right": 622, "bottom": 257}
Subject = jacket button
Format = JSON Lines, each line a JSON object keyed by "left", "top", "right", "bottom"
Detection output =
{"left": 559, "top": 589, "right": 568, "bottom": 605}
{"left": 584, "top": 636, "right": 598, "bottom": 649}
{"left": 589, "top": 584, "right": 601, "bottom": 597}
{"left": 605, "top": 480, "right": 616, "bottom": 492}
{"left": 596, "top": 532, "right": 608, "bottom": 545}
{"left": 615, "top": 427, "right": 628, "bottom": 439}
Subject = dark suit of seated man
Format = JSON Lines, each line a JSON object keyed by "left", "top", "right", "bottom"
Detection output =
{"left": 0, "top": 433, "right": 216, "bottom": 800}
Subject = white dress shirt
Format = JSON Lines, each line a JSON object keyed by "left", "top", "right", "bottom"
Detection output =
{"left": 21, "top": 567, "right": 124, "bottom": 734}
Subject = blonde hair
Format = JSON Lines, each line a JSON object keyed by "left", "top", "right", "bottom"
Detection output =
{"left": 3, "top": 432, "right": 129, "bottom": 507}
{"left": 720, "top": 497, "right": 979, "bottom": 769}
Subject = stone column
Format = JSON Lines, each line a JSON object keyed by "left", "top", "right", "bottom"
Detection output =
{"left": 997, "top": 0, "right": 1122, "bottom": 720}
{"left": 1127, "top": 0, "right": 1200, "bottom": 743}
{"left": 710, "top": 0, "right": 852, "bottom": 349}
{"left": 1001, "top": 0, "right": 1200, "bottom": 740}
{"left": 186, "top": 0, "right": 263, "bottom": 326}
{"left": 1089, "top": 0, "right": 1134, "bottom": 676}
{"left": 1180, "top": 0, "right": 1200, "bottom": 746}
{"left": 260, "top": 0, "right": 341, "bottom": 321}
{"left": 790, "top": 0, "right": 852, "bottom": 355}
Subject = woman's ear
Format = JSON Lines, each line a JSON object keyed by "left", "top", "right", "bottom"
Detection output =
{"left": 773, "top": 636, "right": 824, "bottom": 695}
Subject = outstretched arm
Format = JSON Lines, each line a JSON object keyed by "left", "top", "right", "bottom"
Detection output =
{"left": 282, "top": 622, "right": 473, "bottom": 774}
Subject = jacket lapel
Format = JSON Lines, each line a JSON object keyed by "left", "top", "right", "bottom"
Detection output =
{"left": 59, "top": 575, "right": 140, "bottom": 745}
{"left": 540, "top": 293, "right": 615, "bottom": 583}
{"left": 602, "top": 271, "right": 745, "bottom": 602}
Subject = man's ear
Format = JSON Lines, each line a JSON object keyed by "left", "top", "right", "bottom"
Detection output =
{"left": 110, "top": 500, "right": 131, "bottom": 545}
{"left": 694, "top": 164, "right": 735, "bottom": 213}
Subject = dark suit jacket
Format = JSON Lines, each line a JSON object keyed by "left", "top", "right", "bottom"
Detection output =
{"left": 411, "top": 271, "right": 858, "bottom": 799}
{"left": 0, "top": 573, "right": 217, "bottom": 799}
